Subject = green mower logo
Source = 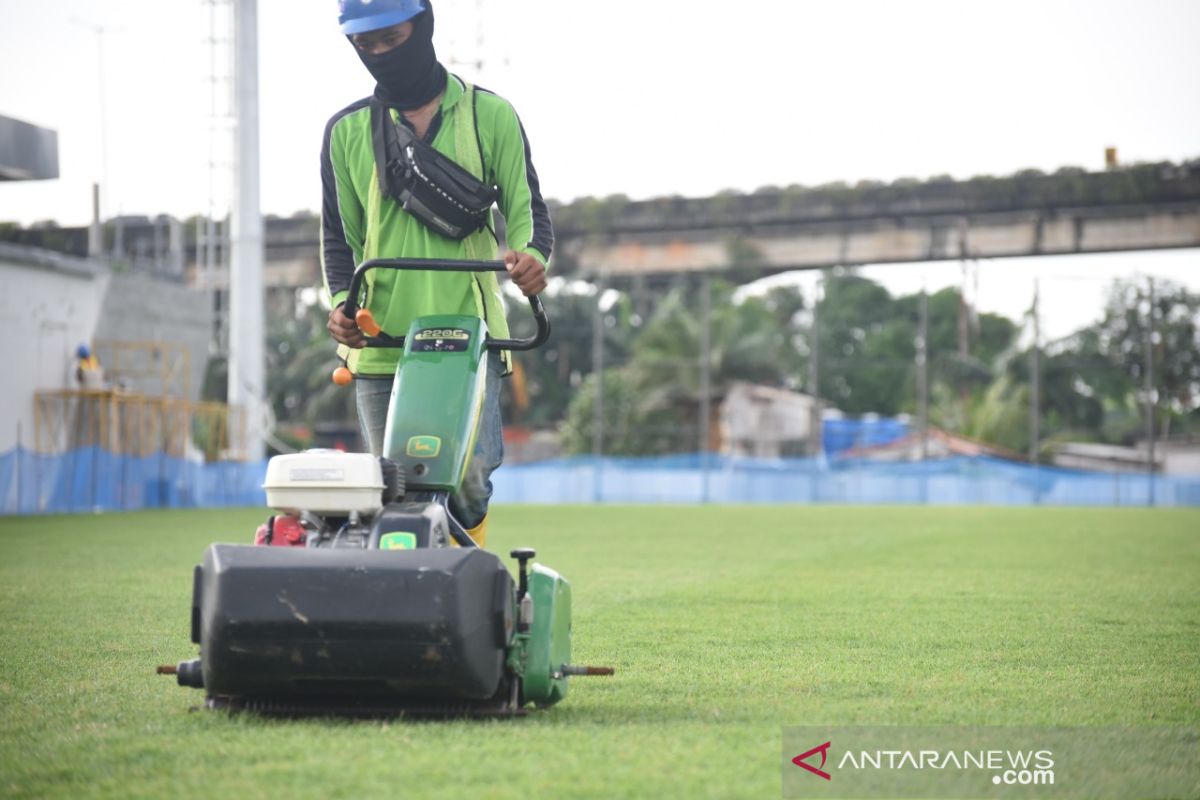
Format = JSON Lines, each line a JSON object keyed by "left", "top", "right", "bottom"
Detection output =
{"left": 406, "top": 436, "right": 442, "bottom": 458}
{"left": 379, "top": 532, "right": 417, "bottom": 550}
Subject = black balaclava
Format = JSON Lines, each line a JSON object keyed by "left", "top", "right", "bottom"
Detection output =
{"left": 354, "top": 1, "right": 446, "bottom": 110}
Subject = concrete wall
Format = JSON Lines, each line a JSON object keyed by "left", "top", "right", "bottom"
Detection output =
{"left": 0, "top": 244, "right": 217, "bottom": 453}
{"left": 0, "top": 244, "right": 110, "bottom": 451}
{"left": 93, "top": 273, "right": 214, "bottom": 402}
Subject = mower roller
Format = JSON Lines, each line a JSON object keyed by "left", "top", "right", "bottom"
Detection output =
{"left": 159, "top": 258, "right": 611, "bottom": 716}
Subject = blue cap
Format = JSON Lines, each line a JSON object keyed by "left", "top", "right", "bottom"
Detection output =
{"left": 76, "top": 343, "right": 91, "bottom": 359}
{"left": 338, "top": 0, "right": 426, "bottom": 35}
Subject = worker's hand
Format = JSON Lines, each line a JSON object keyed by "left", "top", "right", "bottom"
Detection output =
{"left": 504, "top": 250, "right": 547, "bottom": 297}
{"left": 327, "top": 303, "right": 366, "bottom": 348}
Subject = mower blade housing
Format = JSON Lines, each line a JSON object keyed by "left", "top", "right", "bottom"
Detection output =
{"left": 193, "top": 544, "right": 514, "bottom": 706}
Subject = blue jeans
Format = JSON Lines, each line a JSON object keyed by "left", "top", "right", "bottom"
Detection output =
{"left": 355, "top": 352, "right": 504, "bottom": 530}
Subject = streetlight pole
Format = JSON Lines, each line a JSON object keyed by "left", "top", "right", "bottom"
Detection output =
{"left": 73, "top": 18, "right": 117, "bottom": 227}
{"left": 228, "top": 0, "right": 265, "bottom": 460}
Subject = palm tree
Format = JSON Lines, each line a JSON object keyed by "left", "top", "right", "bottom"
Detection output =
{"left": 563, "top": 279, "right": 802, "bottom": 455}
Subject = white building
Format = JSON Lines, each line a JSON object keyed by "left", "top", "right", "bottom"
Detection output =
{"left": 719, "top": 382, "right": 817, "bottom": 458}
{"left": 1053, "top": 440, "right": 1200, "bottom": 476}
{"left": 0, "top": 243, "right": 110, "bottom": 452}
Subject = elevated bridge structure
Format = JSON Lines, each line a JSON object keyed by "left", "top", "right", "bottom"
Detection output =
{"left": 5, "top": 161, "right": 1198, "bottom": 289}
{"left": 550, "top": 161, "right": 1200, "bottom": 281}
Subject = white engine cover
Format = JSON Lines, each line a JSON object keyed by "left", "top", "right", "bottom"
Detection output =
{"left": 263, "top": 450, "right": 384, "bottom": 515}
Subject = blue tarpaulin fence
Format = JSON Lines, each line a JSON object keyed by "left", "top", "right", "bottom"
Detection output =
{"left": 495, "top": 455, "right": 1200, "bottom": 507}
{"left": 821, "top": 417, "right": 910, "bottom": 457}
{"left": 2, "top": 447, "right": 1198, "bottom": 514}
{"left": 0, "top": 447, "right": 266, "bottom": 514}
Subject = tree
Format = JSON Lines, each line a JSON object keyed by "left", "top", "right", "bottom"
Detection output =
{"left": 265, "top": 293, "right": 356, "bottom": 447}
{"left": 813, "top": 274, "right": 1016, "bottom": 417}
{"left": 631, "top": 279, "right": 792, "bottom": 395}
{"left": 502, "top": 281, "right": 635, "bottom": 427}
{"left": 999, "top": 277, "right": 1200, "bottom": 446}
{"left": 965, "top": 376, "right": 1031, "bottom": 454}
{"left": 560, "top": 279, "right": 800, "bottom": 455}
{"left": 560, "top": 369, "right": 681, "bottom": 456}
{"left": 1095, "top": 279, "right": 1200, "bottom": 434}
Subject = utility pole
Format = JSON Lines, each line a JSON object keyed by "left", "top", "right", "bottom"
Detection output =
{"left": 446, "top": 0, "right": 508, "bottom": 76}
{"left": 591, "top": 273, "right": 606, "bottom": 503}
{"left": 591, "top": 275, "right": 606, "bottom": 459}
{"left": 808, "top": 275, "right": 823, "bottom": 457}
{"left": 957, "top": 262, "right": 970, "bottom": 413}
{"left": 1030, "top": 279, "right": 1040, "bottom": 464}
{"left": 1144, "top": 277, "right": 1156, "bottom": 501}
{"left": 699, "top": 274, "right": 712, "bottom": 503}
{"left": 228, "top": 0, "right": 265, "bottom": 460}
{"left": 918, "top": 286, "right": 929, "bottom": 461}
{"left": 74, "top": 19, "right": 117, "bottom": 224}
{"left": 89, "top": 184, "right": 103, "bottom": 258}
{"left": 204, "top": 0, "right": 233, "bottom": 350}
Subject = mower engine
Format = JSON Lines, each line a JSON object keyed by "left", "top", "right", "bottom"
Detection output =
{"left": 258, "top": 451, "right": 451, "bottom": 549}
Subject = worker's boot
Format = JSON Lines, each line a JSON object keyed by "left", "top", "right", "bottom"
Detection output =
{"left": 466, "top": 515, "right": 489, "bottom": 548}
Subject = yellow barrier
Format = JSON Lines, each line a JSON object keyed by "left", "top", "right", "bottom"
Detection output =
{"left": 33, "top": 390, "right": 247, "bottom": 462}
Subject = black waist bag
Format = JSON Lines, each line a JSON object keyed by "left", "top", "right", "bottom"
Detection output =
{"left": 371, "top": 99, "right": 498, "bottom": 241}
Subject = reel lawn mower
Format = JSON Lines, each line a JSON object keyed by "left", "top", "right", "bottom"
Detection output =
{"left": 159, "top": 258, "right": 611, "bottom": 716}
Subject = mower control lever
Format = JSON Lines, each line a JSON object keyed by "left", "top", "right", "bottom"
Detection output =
{"left": 341, "top": 258, "right": 551, "bottom": 352}
{"left": 510, "top": 548, "right": 536, "bottom": 601}
{"left": 354, "top": 308, "right": 382, "bottom": 337}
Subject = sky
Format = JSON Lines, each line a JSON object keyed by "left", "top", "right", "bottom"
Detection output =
{"left": 0, "top": 0, "right": 1198, "bottom": 337}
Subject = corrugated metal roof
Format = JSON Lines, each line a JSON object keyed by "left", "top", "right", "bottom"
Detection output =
{"left": 0, "top": 115, "right": 59, "bottom": 181}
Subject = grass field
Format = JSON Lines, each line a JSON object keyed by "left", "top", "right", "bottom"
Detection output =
{"left": 0, "top": 506, "right": 1197, "bottom": 799}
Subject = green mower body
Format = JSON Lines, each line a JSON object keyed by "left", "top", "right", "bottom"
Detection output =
{"left": 163, "top": 259, "right": 609, "bottom": 716}
{"left": 383, "top": 314, "right": 489, "bottom": 492}
{"left": 522, "top": 564, "right": 573, "bottom": 706}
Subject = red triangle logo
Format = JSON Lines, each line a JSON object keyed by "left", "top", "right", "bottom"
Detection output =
{"left": 792, "top": 741, "right": 832, "bottom": 781}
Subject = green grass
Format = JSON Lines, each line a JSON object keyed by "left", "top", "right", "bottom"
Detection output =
{"left": 0, "top": 506, "right": 1197, "bottom": 799}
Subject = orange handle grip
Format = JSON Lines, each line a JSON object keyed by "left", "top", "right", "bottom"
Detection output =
{"left": 355, "top": 308, "right": 381, "bottom": 337}
{"left": 332, "top": 366, "right": 352, "bottom": 386}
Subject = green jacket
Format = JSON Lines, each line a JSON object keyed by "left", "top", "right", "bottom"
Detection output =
{"left": 320, "top": 74, "right": 553, "bottom": 376}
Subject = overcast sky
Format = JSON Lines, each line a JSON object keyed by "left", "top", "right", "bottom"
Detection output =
{"left": 0, "top": 0, "right": 1198, "bottom": 336}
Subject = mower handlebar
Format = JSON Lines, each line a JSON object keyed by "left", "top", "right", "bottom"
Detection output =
{"left": 341, "top": 258, "right": 550, "bottom": 352}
